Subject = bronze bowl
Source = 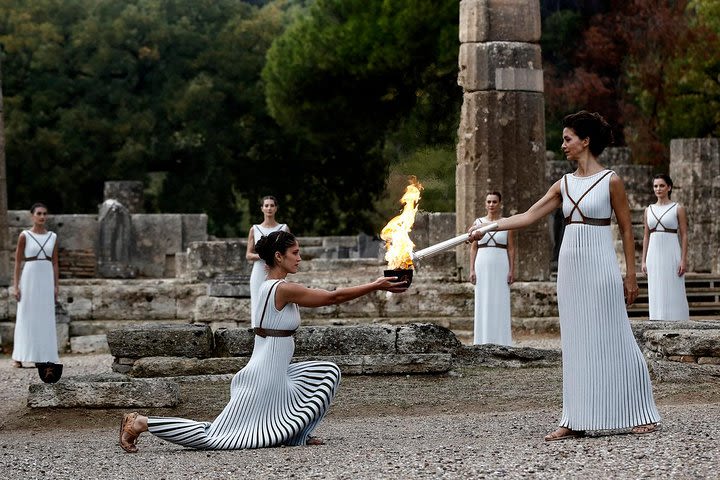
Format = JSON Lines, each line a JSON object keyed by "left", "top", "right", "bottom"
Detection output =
{"left": 384, "top": 268, "right": 413, "bottom": 288}
{"left": 36, "top": 362, "right": 63, "bottom": 383}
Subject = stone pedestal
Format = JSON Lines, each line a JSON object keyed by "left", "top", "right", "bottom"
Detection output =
{"left": 97, "top": 200, "right": 136, "bottom": 278}
{"left": 456, "top": 0, "right": 549, "bottom": 280}
{"left": 670, "top": 139, "right": 720, "bottom": 274}
{"left": 104, "top": 181, "right": 144, "bottom": 214}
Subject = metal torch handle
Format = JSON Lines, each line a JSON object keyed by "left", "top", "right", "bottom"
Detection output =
{"left": 411, "top": 222, "right": 498, "bottom": 263}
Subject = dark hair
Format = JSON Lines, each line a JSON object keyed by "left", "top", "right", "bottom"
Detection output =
{"left": 255, "top": 231, "right": 296, "bottom": 267}
{"left": 653, "top": 174, "right": 674, "bottom": 199}
{"left": 562, "top": 111, "right": 614, "bottom": 157}
{"left": 30, "top": 202, "right": 48, "bottom": 213}
{"left": 261, "top": 195, "right": 278, "bottom": 207}
{"left": 486, "top": 191, "right": 502, "bottom": 202}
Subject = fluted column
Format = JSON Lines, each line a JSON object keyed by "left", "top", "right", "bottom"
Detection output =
{"left": 456, "top": 0, "right": 549, "bottom": 280}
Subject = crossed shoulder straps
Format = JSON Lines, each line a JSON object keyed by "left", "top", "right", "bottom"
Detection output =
{"left": 478, "top": 230, "right": 507, "bottom": 249}
{"left": 648, "top": 203, "right": 678, "bottom": 234}
{"left": 563, "top": 170, "right": 614, "bottom": 226}
{"left": 23, "top": 231, "right": 55, "bottom": 262}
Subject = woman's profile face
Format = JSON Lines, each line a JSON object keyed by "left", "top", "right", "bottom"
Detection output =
{"left": 276, "top": 241, "right": 301, "bottom": 274}
{"left": 485, "top": 194, "right": 501, "bottom": 215}
{"left": 561, "top": 128, "right": 587, "bottom": 161}
{"left": 653, "top": 179, "right": 670, "bottom": 199}
{"left": 261, "top": 199, "right": 277, "bottom": 217}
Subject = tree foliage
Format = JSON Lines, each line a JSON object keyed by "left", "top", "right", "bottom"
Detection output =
{"left": 263, "top": 0, "right": 460, "bottom": 220}
{"left": 542, "top": 0, "right": 720, "bottom": 166}
{"left": 1, "top": 0, "right": 295, "bottom": 235}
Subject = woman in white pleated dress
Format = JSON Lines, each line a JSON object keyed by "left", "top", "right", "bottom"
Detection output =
{"left": 245, "top": 195, "right": 289, "bottom": 326}
{"left": 12, "top": 203, "right": 60, "bottom": 368}
{"left": 469, "top": 191, "right": 515, "bottom": 345}
{"left": 641, "top": 174, "right": 689, "bottom": 320}
{"left": 469, "top": 111, "right": 660, "bottom": 440}
{"left": 119, "top": 230, "right": 407, "bottom": 453}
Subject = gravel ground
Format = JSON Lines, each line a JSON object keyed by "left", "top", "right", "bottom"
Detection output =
{"left": 1, "top": 348, "right": 719, "bottom": 480}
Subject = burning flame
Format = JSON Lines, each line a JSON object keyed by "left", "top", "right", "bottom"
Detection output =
{"left": 381, "top": 176, "right": 423, "bottom": 269}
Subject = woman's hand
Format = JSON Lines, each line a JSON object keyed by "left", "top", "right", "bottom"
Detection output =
{"left": 374, "top": 276, "right": 409, "bottom": 293}
{"left": 623, "top": 275, "right": 639, "bottom": 306}
{"left": 54, "top": 285, "right": 59, "bottom": 301}
{"left": 469, "top": 271, "right": 476, "bottom": 285}
{"left": 641, "top": 262, "right": 647, "bottom": 275}
{"left": 467, "top": 225, "right": 486, "bottom": 243}
{"left": 677, "top": 260, "right": 686, "bottom": 277}
{"left": 14, "top": 287, "right": 20, "bottom": 302}
{"left": 507, "top": 272, "right": 514, "bottom": 285}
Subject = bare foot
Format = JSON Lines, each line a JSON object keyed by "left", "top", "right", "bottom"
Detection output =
{"left": 12, "top": 360, "right": 22, "bottom": 368}
{"left": 544, "top": 427, "right": 585, "bottom": 442}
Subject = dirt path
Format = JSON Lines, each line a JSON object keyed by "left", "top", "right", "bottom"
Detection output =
{"left": 2, "top": 354, "right": 719, "bottom": 479}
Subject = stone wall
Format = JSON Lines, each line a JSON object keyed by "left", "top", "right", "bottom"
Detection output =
{"left": 670, "top": 139, "right": 720, "bottom": 274}
{"left": 5, "top": 210, "right": 207, "bottom": 279}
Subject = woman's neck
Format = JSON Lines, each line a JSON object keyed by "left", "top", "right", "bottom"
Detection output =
{"left": 30, "top": 225, "right": 47, "bottom": 234}
{"left": 574, "top": 154, "right": 603, "bottom": 177}
{"left": 485, "top": 213, "right": 501, "bottom": 221}
{"left": 261, "top": 217, "right": 279, "bottom": 228}
{"left": 655, "top": 198, "right": 672, "bottom": 206}
{"left": 266, "top": 269, "right": 288, "bottom": 280}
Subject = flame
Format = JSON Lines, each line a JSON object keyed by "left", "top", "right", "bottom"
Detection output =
{"left": 381, "top": 176, "right": 423, "bottom": 269}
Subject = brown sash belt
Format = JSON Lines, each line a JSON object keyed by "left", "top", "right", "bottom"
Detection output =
{"left": 649, "top": 228, "right": 677, "bottom": 234}
{"left": 24, "top": 256, "right": 52, "bottom": 262}
{"left": 477, "top": 244, "right": 507, "bottom": 249}
{"left": 254, "top": 327, "right": 296, "bottom": 338}
{"left": 564, "top": 217, "right": 611, "bottom": 226}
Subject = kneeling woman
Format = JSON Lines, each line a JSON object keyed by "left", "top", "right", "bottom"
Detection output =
{"left": 120, "top": 231, "right": 407, "bottom": 452}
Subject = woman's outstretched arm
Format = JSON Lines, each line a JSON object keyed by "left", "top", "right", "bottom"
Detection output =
{"left": 470, "top": 180, "right": 562, "bottom": 238}
{"left": 276, "top": 277, "right": 407, "bottom": 309}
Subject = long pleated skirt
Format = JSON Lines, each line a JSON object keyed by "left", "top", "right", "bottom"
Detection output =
{"left": 249, "top": 261, "right": 266, "bottom": 327}
{"left": 473, "top": 247, "right": 512, "bottom": 346}
{"left": 13, "top": 261, "right": 59, "bottom": 363}
{"left": 146, "top": 335, "right": 341, "bottom": 449}
{"left": 556, "top": 224, "right": 661, "bottom": 430}
{"left": 646, "top": 232, "right": 689, "bottom": 321}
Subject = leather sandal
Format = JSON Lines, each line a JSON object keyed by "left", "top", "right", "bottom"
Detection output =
{"left": 631, "top": 424, "right": 658, "bottom": 435}
{"left": 544, "top": 427, "right": 585, "bottom": 442}
{"left": 12, "top": 360, "right": 22, "bottom": 368}
{"left": 307, "top": 436, "right": 325, "bottom": 446}
{"left": 119, "top": 412, "right": 140, "bottom": 453}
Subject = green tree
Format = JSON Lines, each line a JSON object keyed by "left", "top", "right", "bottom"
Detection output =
{"left": 263, "top": 0, "right": 460, "bottom": 226}
{"left": 0, "top": 0, "right": 296, "bottom": 236}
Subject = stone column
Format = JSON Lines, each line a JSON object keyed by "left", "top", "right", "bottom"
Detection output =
{"left": 0, "top": 55, "right": 9, "bottom": 287}
{"left": 456, "top": 0, "right": 549, "bottom": 280}
{"left": 669, "top": 139, "right": 720, "bottom": 274}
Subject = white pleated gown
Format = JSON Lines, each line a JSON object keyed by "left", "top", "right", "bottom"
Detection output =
{"left": 645, "top": 203, "right": 689, "bottom": 321}
{"left": 472, "top": 217, "right": 512, "bottom": 346}
{"left": 557, "top": 171, "right": 660, "bottom": 430}
{"left": 12, "top": 230, "right": 59, "bottom": 363}
{"left": 249, "top": 224, "right": 289, "bottom": 327}
{"left": 147, "top": 279, "right": 341, "bottom": 449}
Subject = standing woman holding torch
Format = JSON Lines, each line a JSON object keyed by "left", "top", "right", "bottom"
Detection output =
{"left": 469, "top": 191, "right": 515, "bottom": 346}
{"left": 470, "top": 111, "right": 660, "bottom": 440}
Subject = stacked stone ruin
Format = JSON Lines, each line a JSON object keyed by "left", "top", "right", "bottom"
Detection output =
{"left": 1, "top": 1, "right": 719, "bottom": 409}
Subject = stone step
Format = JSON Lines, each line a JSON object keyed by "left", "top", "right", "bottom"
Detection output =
{"left": 27, "top": 373, "right": 179, "bottom": 408}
